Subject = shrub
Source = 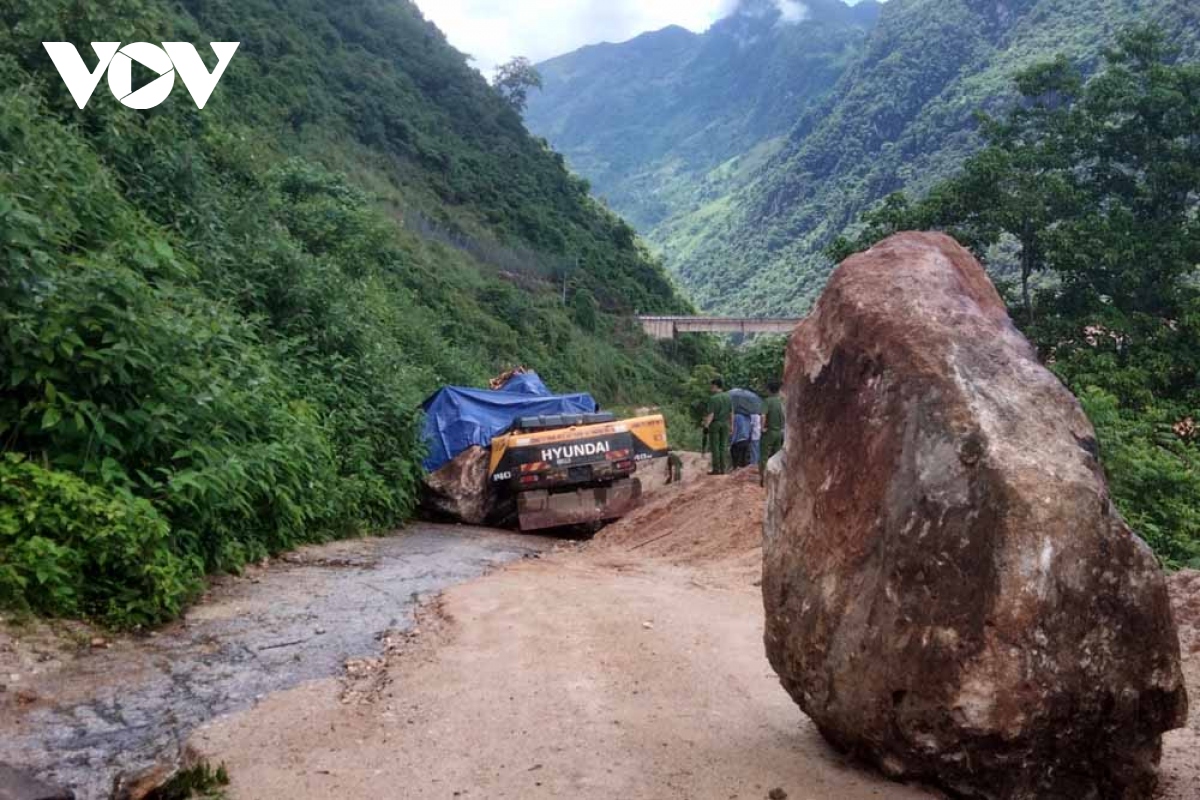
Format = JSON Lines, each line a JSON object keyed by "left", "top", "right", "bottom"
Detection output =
{"left": 1080, "top": 389, "right": 1200, "bottom": 569}
{"left": 0, "top": 455, "right": 203, "bottom": 627}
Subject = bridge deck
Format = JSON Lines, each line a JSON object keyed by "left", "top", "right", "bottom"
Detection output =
{"left": 637, "top": 316, "right": 801, "bottom": 340}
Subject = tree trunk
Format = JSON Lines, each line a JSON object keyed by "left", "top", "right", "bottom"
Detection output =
{"left": 1020, "top": 229, "right": 1035, "bottom": 325}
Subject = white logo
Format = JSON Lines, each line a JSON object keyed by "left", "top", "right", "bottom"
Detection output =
{"left": 541, "top": 442, "right": 611, "bottom": 462}
{"left": 42, "top": 42, "right": 239, "bottom": 110}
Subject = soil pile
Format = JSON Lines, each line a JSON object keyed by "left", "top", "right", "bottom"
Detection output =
{"left": 598, "top": 469, "right": 764, "bottom": 569}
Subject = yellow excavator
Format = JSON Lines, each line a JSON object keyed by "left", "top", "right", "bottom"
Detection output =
{"left": 488, "top": 413, "right": 669, "bottom": 531}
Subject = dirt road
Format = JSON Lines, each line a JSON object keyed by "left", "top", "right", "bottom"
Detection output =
{"left": 0, "top": 526, "right": 551, "bottom": 799}
{"left": 190, "top": 471, "right": 1200, "bottom": 800}
{"left": 4, "top": 470, "right": 1197, "bottom": 799}
{"left": 191, "top": 553, "right": 937, "bottom": 799}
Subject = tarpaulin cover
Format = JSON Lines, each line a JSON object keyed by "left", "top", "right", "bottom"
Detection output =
{"left": 498, "top": 371, "right": 552, "bottom": 396}
{"left": 421, "top": 373, "right": 597, "bottom": 472}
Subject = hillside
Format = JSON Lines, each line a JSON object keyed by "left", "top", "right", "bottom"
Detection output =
{"left": 526, "top": 0, "right": 880, "bottom": 234}
{"left": 0, "top": 0, "right": 698, "bottom": 624}
{"left": 527, "top": 0, "right": 1199, "bottom": 313}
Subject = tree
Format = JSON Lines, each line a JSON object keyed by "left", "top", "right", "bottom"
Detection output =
{"left": 492, "top": 57, "right": 543, "bottom": 115}
{"left": 834, "top": 26, "right": 1200, "bottom": 566}
{"left": 830, "top": 59, "right": 1084, "bottom": 324}
{"left": 571, "top": 287, "right": 598, "bottom": 332}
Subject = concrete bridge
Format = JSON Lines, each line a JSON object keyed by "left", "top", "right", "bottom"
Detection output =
{"left": 637, "top": 316, "right": 802, "bottom": 340}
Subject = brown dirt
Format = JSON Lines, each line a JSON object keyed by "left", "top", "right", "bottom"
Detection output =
{"left": 188, "top": 484, "right": 1200, "bottom": 800}
{"left": 634, "top": 451, "right": 710, "bottom": 496}
{"left": 1160, "top": 570, "right": 1200, "bottom": 799}
{"left": 14, "top": 470, "right": 1190, "bottom": 800}
{"left": 191, "top": 472, "right": 946, "bottom": 799}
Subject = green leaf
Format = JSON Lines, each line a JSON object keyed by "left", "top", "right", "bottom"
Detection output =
{"left": 41, "top": 406, "right": 62, "bottom": 430}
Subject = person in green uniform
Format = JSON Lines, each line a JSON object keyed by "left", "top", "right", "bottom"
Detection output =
{"left": 760, "top": 379, "right": 785, "bottom": 486}
{"left": 703, "top": 377, "right": 733, "bottom": 475}
{"left": 665, "top": 450, "right": 684, "bottom": 485}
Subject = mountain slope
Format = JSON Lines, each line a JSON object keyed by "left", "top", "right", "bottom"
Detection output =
{"left": 0, "top": 0, "right": 698, "bottom": 623}
{"left": 680, "top": 0, "right": 1200, "bottom": 313}
{"left": 526, "top": 0, "right": 881, "bottom": 232}
{"left": 528, "top": 0, "right": 1199, "bottom": 314}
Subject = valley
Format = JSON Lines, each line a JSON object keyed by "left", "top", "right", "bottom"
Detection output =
{"left": 527, "top": 0, "right": 1200, "bottom": 314}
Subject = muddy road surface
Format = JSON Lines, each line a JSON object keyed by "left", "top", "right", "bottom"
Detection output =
{"left": 0, "top": 525, "right": 551, "bottom": 799}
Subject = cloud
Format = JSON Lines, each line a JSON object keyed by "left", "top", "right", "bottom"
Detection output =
{"left": 416, "top": 0, "right": 876, "bottom": 74}
{"left": 414, "top": 0, "right": 733, "bottom": 74}
{"left": 774, "top": 0, "right": 810, "bottom": 24}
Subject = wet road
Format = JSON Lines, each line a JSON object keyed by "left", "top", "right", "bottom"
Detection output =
{"left": 0, "top": 525, "right": 551, "bottom": 799}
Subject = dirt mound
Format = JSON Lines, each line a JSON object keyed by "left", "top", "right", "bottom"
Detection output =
{"left": 598, "top": 468, "right": 764, "bottom": 567}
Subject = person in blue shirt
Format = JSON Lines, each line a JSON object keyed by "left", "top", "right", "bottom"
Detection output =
{"left": 731, "top": 408, "right": 753, "bottom": 469}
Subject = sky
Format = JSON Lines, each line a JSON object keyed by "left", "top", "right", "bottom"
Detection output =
{"left": 414, "top": 0, "right": 797, "bottom": 75}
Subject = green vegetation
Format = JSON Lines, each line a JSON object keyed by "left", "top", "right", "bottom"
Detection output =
{"left": 678, "top": 336, "right": 788, "bottom": 441}
{"left": 833, "top": 29, "right": 1200, "bottom": 567}
{"left": 529, "top": 0, "right": 1198, "bottom": 315}
{"left": 526, "top": 0, "right": 880, "bottom": 232}
{"left": 148, "top": 762, "right": 230, "bottom": 800}
{"left": 492, "top": 57, "right": 544, "bottom": 116}
{"left": 1, "top": 0, "right": 700, "bottom": 625}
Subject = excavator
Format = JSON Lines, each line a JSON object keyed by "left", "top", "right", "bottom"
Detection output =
{"left": 488, "top": 413, "right": 669, "bottom": 531}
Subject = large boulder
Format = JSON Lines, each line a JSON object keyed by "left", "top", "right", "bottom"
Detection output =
{"left": 763, "top": 232, "right": 1188, "bottom": 799}
{"left": 420, "top": 446, "right": 499, "bottom": 526}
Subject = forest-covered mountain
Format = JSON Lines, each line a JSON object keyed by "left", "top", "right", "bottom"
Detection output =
{"left": 527, "top": 0, "right": 1200, "bottom": 313}
{"left": 527, "top": 0, "right": 881, "bottom": 234}
{"left": 0, "top": 0, "right": 700, "bottom": 624}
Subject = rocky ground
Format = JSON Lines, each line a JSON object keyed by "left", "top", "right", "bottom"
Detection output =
{"left": 2, "top": 463, "right": 1197, "bottom": 799}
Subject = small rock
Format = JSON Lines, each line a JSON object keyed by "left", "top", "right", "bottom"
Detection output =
{"left": 768, "top": 790, "right": 788, "bottom": 800}
{"left": 115, "top": 764, "right": 174, "bottom": 800}
{"left": 315, "top": 628, "right": 327, "bottom": 636}
{"left": 15, "top": 689, "right": 38, "bottom": 705}
{"left": 642, "top": 622, "right": 654, "bottom": 630}
{"left": 89, "top": 637, "right": 109, "bottom": 650}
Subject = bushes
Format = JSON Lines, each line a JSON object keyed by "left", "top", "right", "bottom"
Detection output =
{"left": 0, "top": 455, "right": 202, "bottom": 627}
{"left": 1079, "top": 390, "right": 1200, "bottom": 569}
{"left": 0, "top": 0, "right": 693, "bottom": 626}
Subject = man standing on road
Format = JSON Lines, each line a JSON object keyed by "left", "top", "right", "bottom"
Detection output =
{"left": 731, "top": 405, "right": 752, "bottom": 469}
{"left": 760, "top": 379, "right": 785, "bottom": 486}
{"left": 703, "top": 377, "right": 733, "bottom": 475}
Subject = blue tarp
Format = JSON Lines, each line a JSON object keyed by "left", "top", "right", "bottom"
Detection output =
{"left": 498, "top": 371, "right": 552, "bottom": 396}
{"left": 421, "top": 372, "right": 598, "bottom": 472}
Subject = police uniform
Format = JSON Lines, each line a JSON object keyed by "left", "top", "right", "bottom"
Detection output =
{"left": 760, "top": 394, "right": 785, "bottom": 477}
{"left": 706, "top": 390, "right": 733, "bottom": 475}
